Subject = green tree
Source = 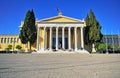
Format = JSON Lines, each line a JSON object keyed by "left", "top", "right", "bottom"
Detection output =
{"left": 84, "top": 9, "right": 103, "bottom": 52}
{"left": 84, "top": 14, "right": 90, "bottom": 45}
{"left": 16, "top": 45, "right": 22, "bottom": 50}
{"left": 19, "top": 10, "right": 37, "bottom": 50}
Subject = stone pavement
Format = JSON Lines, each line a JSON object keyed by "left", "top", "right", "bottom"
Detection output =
{"left": 0, "top": 53, "right": 120, "bottom": 78}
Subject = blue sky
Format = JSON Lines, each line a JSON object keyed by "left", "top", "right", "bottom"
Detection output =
{"left": 0, "top": 0, "right": 120, "bottom": 35}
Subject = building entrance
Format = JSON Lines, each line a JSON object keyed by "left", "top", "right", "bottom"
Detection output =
{"left": 52, "top": 37, "right": 68, "bottom": 49}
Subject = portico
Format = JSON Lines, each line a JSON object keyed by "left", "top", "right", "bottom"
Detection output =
{"left": 37, "top": 23, "right": 84, "bottom": 51}
{"left": 36, "top": 15, "right": 86, "bottom": 52}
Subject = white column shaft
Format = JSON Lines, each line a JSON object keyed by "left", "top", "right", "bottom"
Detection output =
{"left": 75, "top": 27, "right": 77, "bottom": 51}
{"left": 36, "top": 27, "right": 40, "bottom": 51}
{"left": 56, "top": 27, "right": 58, "bottom": 50}
{"left": 49, "top": 27, "right": 52, "bottom": 50}
{"left": 62, "top": 27, "right": 65, "bottom": 50}
{"left": 44, "top": 27, "right": 46, "bottom": 50}
{"left": 68, "top": 27, "right": 71, "bottom": 50}
{"left": 81, "top": 27, "right": 84, "bottom": 49}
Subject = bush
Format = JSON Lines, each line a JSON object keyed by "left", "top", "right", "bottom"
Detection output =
{"left": 8, "top": 45, "right": 12, "bottom": 50}
{"left": 97, "top": 43, "right": 106, "bottom": 53}
{"left": 16, "top": 45, "right": 22, "bottom": 50}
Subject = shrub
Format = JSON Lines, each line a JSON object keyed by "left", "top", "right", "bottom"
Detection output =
{"left": 8, "top": 45, "right": 12, "bottom": 50}
{"left": 16, "top": 45, "right": 22, "bottom": 50}
{"left": 97, "top": 43, "right": 106, "bottom": 52}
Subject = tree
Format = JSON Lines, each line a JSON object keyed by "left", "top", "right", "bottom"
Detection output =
{"left": 16, "top": 45, "right": 22, "bottom": 50}
{"left": 19, "top": 10, "right": 37, "bottom": 50}
{"left": 84, "top": 14, "right": 90, "bottom": 45}
{"left": 84, "top": 9, "right": 103, "bottom": 52}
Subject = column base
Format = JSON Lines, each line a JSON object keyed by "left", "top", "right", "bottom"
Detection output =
{"left": 68, "top": 48, "right": 72, "bottom": 51}
{"left": 49, "top": 48, "right": 52, "bottom": 50}
{"left": 74, "top": 49, "right": 89, "bottom": 54}
{"left": 75, "top": 49, "right": 77, "bottom": 52}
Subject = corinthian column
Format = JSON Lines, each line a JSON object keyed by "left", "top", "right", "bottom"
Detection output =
{"left": 44, "top": 27, "right": 46, "bottom": 50}
{"left": 62, "top": 27, "right": 65, "bottom": 50}
{"left": 74, "top": 27, "right": 77, "bottom": 51}
{"left": 81, "top": 27, "right": 84, "bottom": 49}
{"left": 68, "top": 27, "right": 71, "bottom": 50}
{"left": 36, "top": 27, "right": 40, "bottom": 51}
{"left": 49, "top": 27, "right": 52, "bottom": 50}
{"left": 56, "top": 27, "right": 58, "bottom": 50}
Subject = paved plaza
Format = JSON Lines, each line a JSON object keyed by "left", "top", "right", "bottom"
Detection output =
{"left": 0, "top": 53, "right": 120, "bottom": 78}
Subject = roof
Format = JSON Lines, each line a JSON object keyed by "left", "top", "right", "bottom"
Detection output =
{"left": 0, "top": 34, "right": 19, "bottom": 36}
{"left": 36, "top": 15, "right": 84, "bottom": 23}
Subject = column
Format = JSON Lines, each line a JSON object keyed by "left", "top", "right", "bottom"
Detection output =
{"left": 68, "top": 27, "right": 71, "bottom": 50}
{"left": 44, "top": 27, "right": 46, "bottom": 50}
{"left": 62, "top": 27, "right": 65, "bottom": 50}
{"left": 74, "top": 27, "right": 77, "bottom": 51}
{"left": 9, "top": 38, "right": 11, "bottom": 44}
{"left": 56, "top": 27, "right": 58, "bottom": 50}
{"left": 36, "top": 27, "right": 40, "bottom": 51}
{"left": 49, "top": 27, "right": 52, "bottom": 50}
{"left": 81, "top": 27, "right": 84, "bottom": 49}
{"left": 3, "top": 38, "right": 5, "bottom": 43}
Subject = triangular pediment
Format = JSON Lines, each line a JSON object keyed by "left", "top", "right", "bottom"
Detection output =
{"left": 37, "top": 15, "right": 84, "bottom": 23}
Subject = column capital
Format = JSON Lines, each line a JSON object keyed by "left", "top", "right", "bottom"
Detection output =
{"left": 50, "top": 27, "right": 52, "bottom": 30}
{"left": 80, "top": 26, "right": 83, "bottom": 28}
{"left": 44, "top": 27, "right": 46, "bottom": 29}
{"left": 74, "top": 27, "right": 77, "bottom": 30}
{"left": 56, "top": 27, "right": 59, "bottom": 28}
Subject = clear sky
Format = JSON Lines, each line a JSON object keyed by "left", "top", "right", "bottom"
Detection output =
{"left": 0, "top": 0, "right": 120, "bottom": 35}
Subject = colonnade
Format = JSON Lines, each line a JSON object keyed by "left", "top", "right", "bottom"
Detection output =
{"left": 36, "top": 26, "right": 84, "bottom": 51}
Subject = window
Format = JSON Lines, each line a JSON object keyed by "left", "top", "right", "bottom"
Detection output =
{"left": 7, "top": 38, "right": 9, "bottom": 43}
{"left": 10, "top": 38, "right": 13, "bottom": 43}
{"left": 109, "top": 38, "right": 112, "bottom": 44}
{"left": 1, "top": 38, "right": 3, "bottom": 43}
{"left": 4, "top": 38, "right": 7, "bottom": 43}
{"left": 17, "top": 38, "right": 19, "bottom": 43}
{"left": 14, "top": 38, "right": 16, "bottom": 43}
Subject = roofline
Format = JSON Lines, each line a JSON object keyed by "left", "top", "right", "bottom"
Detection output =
{"left": 0, "top": 34, "right": 19, "bottom": 36}
{"left": 36, "top": 15, "right": 84, "bottom": 22}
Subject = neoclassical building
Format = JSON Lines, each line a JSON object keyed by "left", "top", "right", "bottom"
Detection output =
{"left": 35, "top": 14, "right": 85, "bottom": 52}
{"left": 0, "top": 35, "right": 20, "bottom": 51}
{"left": 0, "top": 13, "right": 88, "bottom": 53}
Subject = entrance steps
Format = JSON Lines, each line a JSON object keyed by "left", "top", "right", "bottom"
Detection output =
{"left": 32, "top": 49, "right": 89, "bottom": 54}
